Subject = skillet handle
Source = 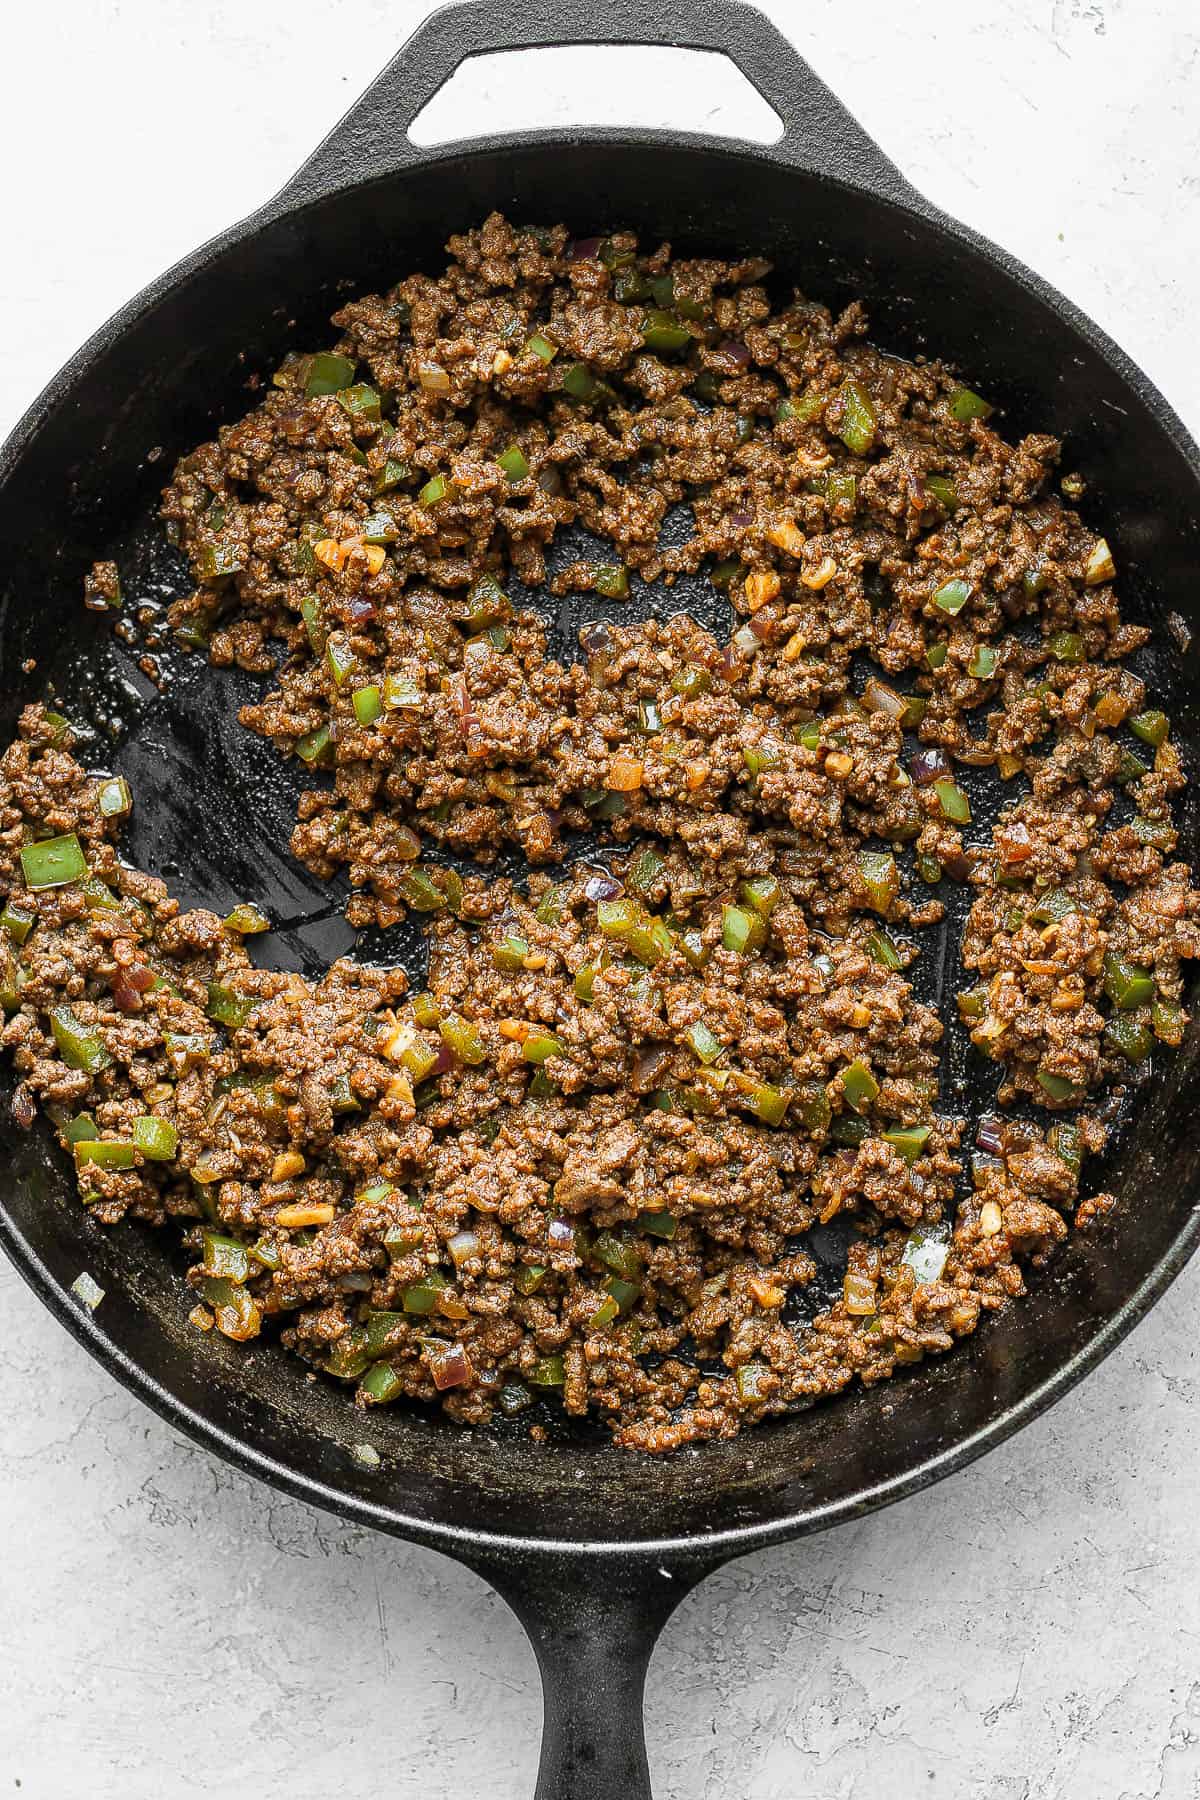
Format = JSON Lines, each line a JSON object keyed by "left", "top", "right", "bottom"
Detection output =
{"left": 273, "top": 0, "right": 916, "bottom": 212}
{"left": 461, "top": 1549, "right": 712, "bottom": 1800}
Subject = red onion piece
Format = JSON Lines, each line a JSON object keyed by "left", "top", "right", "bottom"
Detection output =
{"left": 863, "top": 676, "right": 907, "bottom": 722}
{"left": 976, "top": 1116, "right": 1005, "bottom": 1156}
{"left": 428, "top": 1042, "right": 456, "bottom": 1079}
{"left": 630, "top": 1043, "right": 672, "bottom": 1092}
{"left": 584, "top": 873, "right": 622, "bottom": 902}
{"left": 729, "top": 508, "right": 754, "bottom": 529}
{"left": 547, "top": 1217, "right": 577, "bottom": 1251}
{"left": 717, "top": 338, "right": 751, "bottom": 367}
{"left": 127, "top": 964, "right": 157, "bottom": 993}
{"left": 344, "top": 594, "right": 376, "bottom": 625}
{"left": 579, "top": 621, "right": 613, "bottom": 658}
{"left": 111, "top": 979, "right": 144, "bottom": 1015}
{"left": 423, "top": 1338, "right": 474, "bottom": 1391}
{"left": 568, "top": 236, "right": 603, "bottom": 262}
{"left": 909, "top": 747, "right": 951, "bottom": 786}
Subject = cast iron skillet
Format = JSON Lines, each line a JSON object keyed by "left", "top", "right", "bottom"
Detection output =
{"left": 2, "top": 3, "right": 1199, "bottom": 1793}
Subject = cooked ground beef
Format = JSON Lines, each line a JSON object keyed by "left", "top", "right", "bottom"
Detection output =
{"left": 1, "top": 213, "right": 1195, "bottom": 1452}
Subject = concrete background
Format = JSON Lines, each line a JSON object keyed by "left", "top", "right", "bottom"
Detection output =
{"left": 2, "top": 2, "right": 1199, "bottom": 1794}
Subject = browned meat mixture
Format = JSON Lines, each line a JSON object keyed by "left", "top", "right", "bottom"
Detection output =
{"left": 1, "top": 213, "right": 1195, "bottom": 1452}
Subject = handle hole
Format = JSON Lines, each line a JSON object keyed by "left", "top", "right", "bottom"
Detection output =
{"left": 407, "top": 45, "right": 784, "bottom": 148}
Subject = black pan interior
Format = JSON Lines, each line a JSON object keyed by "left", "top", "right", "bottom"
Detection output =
{"left": 2, "top": 140, "right": 1198, "bottom": 1553}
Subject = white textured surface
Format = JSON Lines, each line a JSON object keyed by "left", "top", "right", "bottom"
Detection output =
{"left": 2, "top": 3, "right": 1199, "bottom": 1795}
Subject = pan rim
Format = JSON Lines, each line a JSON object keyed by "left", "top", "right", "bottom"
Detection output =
{"left": 3, "top": 125, "right": 1199, "bottom": 1561}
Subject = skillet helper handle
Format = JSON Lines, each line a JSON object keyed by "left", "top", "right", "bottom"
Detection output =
{"left": 273, "top": 0, "right": 915, "bottom": 211}
{"left": 464, "top": 1551, "right": 708, "bottom": 1800}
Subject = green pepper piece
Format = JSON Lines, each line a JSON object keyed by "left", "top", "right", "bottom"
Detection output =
{"left": 75, "top": 1138, "right": 135, "bottom": 1169}
{"left": 865, "top": 929, "right": 902, "bottom": 971}
{"left": 62, "top": 1112, "right": 98, "bottom": 1145}
{"left": 399, "top": 868, "right": 447, "bottom": 912}
{"left": 916, "top": 852, "right": 942, "bottom": 885}
{"left": 224, "top": 902, "right": 270, "bottom": 935}
{"left": 202, "top": 1232, "right": 251, "bottom": 1283}
{"left": 525, "top": 333, "right": 558, "bottom": 364}
{"left": 573, "top": 963, "right": 596, "bottom": 1003}
{"left": 497, "top": 445, "right": 529, "bottom": 482}
{"left": 1103, "top": 952, "right": 1155, "bottom": 1010}
{"left": 51, "top": 1005, "right": 111, "bottom": 1074}
{"left": 603, "top": 1275, "right": 641, "bottom": 1316}
{"left": 375, "top": 457, "right": 412, "bottom": 493}
{"left": 327, "top": 1328, "right": 371, "bottom": 1380}
{"left": 794, "top": 1081, "right": 832, "bottom": 1136}
{"left": 514, "top": 1264, "right": 546, "bottom": 1297}
{"left": 337, "top": 383, "right": 381, "bottom": 422}
{"left": 926, "top": 474, "right": 958, "bottom": 511}
{"left": 522, "top": 1030, "right": 564, "bottom": 1065}
{"left": 837, "top": 378, "right": 876, "bottom": 455}
{"left": 671, "top": 663, "right": 712, "bottom": 699}
{"left": 326, "top": 634, "right": 355, "bottom": 687}
{"left": 359, "top": 1362, "right": 404, "bottom": 1404}
{"left": 205, "top": 983, "right": 258, "bottom": 1029}
{"left": 948, "top": 385, "right": 992, "bottom": 422}
{"left": 840, "top": 1058, "right": 879, "bottom": 1113}
{"left": 418, "top": 473, "right": 450, "bottom": 508}
{"left": 1049, "top": 1121, "right": 1083, "bottom": 1176}
{"left": 933, "top": 578, "right": 971, "bottom": 616}
{"left": 1130, "top": 710, "right": 1169, "bottom": 748}
{"left": 593, "top": 1232, "right": 642, "bottom": 1282}
{"left": 1105, "top": 1015, "right": 1153, "bottom": 1062}
{"left": 721, "top": 904, "right": 765, "bottom": 955}
{"left": 491, "top": 935, "right": 530, "bottom": 972}
{"left": 439, "top": 1012, "right": 487, "bottom": 1066}
{"left": 831, "top": 1115, "right": 869, "bottom": 1147}
{"left": 857, "top": 850, "right": 898, "bottom": 913}
{"left": 133, "top": 1116, "right": 178, "bottom": 1160}
{"left": 740, "top": 876, "right": 782, "bottom": 919}
{"left": 1132, "top": 815, "right": 1175, "bottom": 851}
{"left": 0, "top": 903, "right": 35, "bottom": 945}
{"left": 676, "top": 927, "right": 710, "bottom": 971}
{"left": 925, "top": 641, "right": 949, "bottom": 670}
{"left": 352, "top": 685, "right": 383, "bottom": 726}
{"left": 968, "top": 644, "right": 999, "bottom": 679}
{"left": 528, "top": 1355, "right": 565, "bottom": 1387}
{"left": 641, "top": 310, "right": 691, "bottom": 353}
{"left": 304, "top": 352, "right": 356, "bottom": 396}
{"left": 933, "top": 779, "right": 971, "bottom": 825}
{"left": 535, "top": 885, "right": 564, "bottom": 926}
{"left": 196, "top": 542, "right": 246, "bottom": 582}
{"left": 402, "top": 1272, "right": 450, "bottom": 1316}
{"left": 21, "top": 833, "right": 87, "bottom": 890}
{"left": 637, "top": 1208, "right": 677, "bottom": 1239}
{"left": 1036, "top": 1070, "right": 1084, "bottom": 1103}
{"left": 626, "top": 848, "right": 664, "bottom": 898}
{"left": 1152, "top": 999, "right": 1186, "bottom": 1046}
{"left": 594, "top": 564, "right": 629, "bottom": 600}
{"left": 956, "top": 986, "right": 987, "bottom": 1020}
{"left": 364, "top": 1311, "right": 409, "bottom": 1357}
{"left": 296, "top": 724, "right": 333, "bottom": 765}
{"left": 882, "top": 1124, "right": 931, "bottom": 1164}
{"left": 560, "top": 362, "right": 599, "bottom": 402}
{"left": 1046, "top": 630, "right": 1085, "bottom": 663}
{"left": 735, "top": 1363, "right": 771, "bottom": 1405}
{"left": 684, "top": 1021, "right": 727, "bottom": 1069}
{"left": 742, "top": 1080, "right": 790, "bottom": 1127}
{"left": 1029, "top": 888, "right": 1077, "bottom": 925}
